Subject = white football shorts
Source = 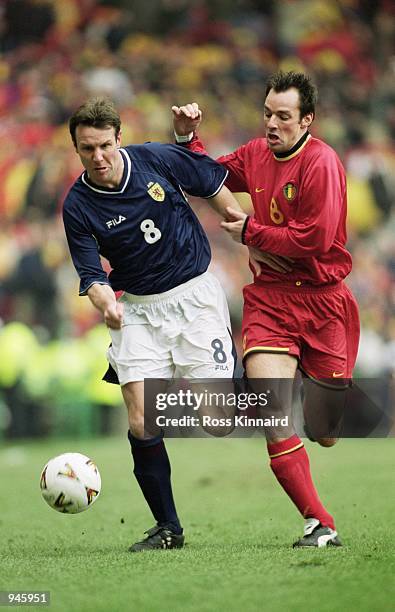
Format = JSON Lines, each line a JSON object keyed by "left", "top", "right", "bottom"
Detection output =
{"left": 107, "top": 272, "right": 235, "bottom": 384}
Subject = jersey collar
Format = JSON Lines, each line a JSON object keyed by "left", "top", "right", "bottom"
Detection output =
{"left": 81, "top": 148, "right": 131, "bottom": 194}
{"left": 272, "top": 131, "right": 311, "bottom": 162}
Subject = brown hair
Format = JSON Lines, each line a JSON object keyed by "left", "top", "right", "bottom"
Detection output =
{"left": 69, "top": 97, "right": 121, "bottom": 146}
{"left": 265, "top": 71, "right": 317, "bottom": 119}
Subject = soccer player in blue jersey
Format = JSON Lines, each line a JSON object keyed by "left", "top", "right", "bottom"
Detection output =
{"left": 63, "top": 97, "right": 242, "bottom": 552}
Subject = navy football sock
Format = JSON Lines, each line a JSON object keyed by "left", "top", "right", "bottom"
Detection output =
{"left": 128, "top": 430, "right": 182, "bottom": 534}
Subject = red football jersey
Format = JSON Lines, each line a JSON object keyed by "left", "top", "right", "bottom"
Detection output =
{"left": 189, "top": 133, "right": 352, "bottom": 287}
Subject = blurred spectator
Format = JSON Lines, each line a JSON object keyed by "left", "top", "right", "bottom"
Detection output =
{"left": 1, "top": 0, "right": 54, "bottom": 52}
{"left": 1, "top": 216, "right": 60, "bottom": 338}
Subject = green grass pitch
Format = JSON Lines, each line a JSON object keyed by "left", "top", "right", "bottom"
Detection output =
{"left": 0, "top": 436, "right": 394, "bottom": 612}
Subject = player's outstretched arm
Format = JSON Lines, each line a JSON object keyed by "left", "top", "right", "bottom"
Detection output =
{"left": 172, "top": 102, "right": 202, "bottom": 137}
{"left": 87, "top": 283, "right": 124, "bottom": 330}
{"left": 208, "top": 185, "right": 245, "bottom": 219}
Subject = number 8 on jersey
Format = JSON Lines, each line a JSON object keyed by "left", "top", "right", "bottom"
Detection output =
{"left": 140, "top": 219, "right": 162, "bottom": 244}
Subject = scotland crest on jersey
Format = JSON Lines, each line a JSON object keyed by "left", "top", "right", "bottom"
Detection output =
{"left": 147, "top": 182, "right": 165, "bottom": 202}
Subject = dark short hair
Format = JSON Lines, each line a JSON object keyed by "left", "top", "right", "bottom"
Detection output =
{"left": 265, "top": 71, "right": 317, "bottom": 119}
{"left": 69, "top": 97, "right": 121, "bottom": 146}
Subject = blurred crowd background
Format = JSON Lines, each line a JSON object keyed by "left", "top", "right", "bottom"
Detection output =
{"left": 0, "top": 0, "right": 394, "bottom": 437}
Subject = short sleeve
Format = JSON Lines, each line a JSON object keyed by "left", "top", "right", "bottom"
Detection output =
{"left": 150, "top": 143, "right": 228, "bottom": 198}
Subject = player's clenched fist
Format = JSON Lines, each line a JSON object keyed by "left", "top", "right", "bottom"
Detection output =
{"left": 104, "top": 302, "right": 123, "bottom": 330}
{"left": 172, "top": 102, "right": 202, "bottom": 136}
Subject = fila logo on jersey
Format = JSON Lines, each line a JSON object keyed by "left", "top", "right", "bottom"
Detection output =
{"left": 283, "top": 182, "right": 297, "bottom": 201}
{"left": 106, "top": 215, "right": 126, "bottom": 228}
{"left": 147, "top": 182, "right": 165, "bottom": 202}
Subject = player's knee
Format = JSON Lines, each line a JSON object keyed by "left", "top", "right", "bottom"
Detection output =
{"left": 201, "top": 421, "right": 235, "bottom": 437}
{"left": 129, "top": 412, "right": 160, "bottom": 439}
{"left": 200, "top": 412, "right": 235, "bottom": 437}
{"left": 317, "top": 437, "right": 338, "bottom": 448}
{"left": 128, "top": 414, "right": 145, "bottom": 439}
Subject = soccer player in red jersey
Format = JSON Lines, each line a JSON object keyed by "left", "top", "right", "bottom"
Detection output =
{"left": 172, "top": 71, "right": 360, "bottom": 547}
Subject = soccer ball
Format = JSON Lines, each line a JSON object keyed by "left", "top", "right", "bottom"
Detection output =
{"left": 40, "top": 453, "right": 101, "bottom": 514}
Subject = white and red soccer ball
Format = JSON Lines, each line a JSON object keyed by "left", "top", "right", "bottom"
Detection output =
{"left": 40, "top": 453, "right": 101, "bottom": 514}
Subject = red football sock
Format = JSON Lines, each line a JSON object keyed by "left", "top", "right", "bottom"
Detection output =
{"left": 267, "top": 434, "right": 335, "bottom": 530}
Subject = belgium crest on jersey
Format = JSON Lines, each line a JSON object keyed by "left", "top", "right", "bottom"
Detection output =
{"left": 147, "top": 182, "right": 165, "bottom": 202}
{"left": 283, "top": 182, "right": 297, "bottom": 201}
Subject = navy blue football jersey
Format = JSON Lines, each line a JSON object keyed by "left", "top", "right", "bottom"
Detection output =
{"left": 63, "top": 143, "right": 228, "bottom": 295}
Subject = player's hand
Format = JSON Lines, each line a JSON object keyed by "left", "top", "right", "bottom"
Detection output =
{"left": 248, "top": 246, "right": 294, "bottom": 274}
{"left": 104, "top": 302, "right": 124, "bottom": 330}
{"left": 220, "top": 207, "right": 247, "bottom": 243}
{"left": 172, "top": 102, "right": 202, "bottom": 136}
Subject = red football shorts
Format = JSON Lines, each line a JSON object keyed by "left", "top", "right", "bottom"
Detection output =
{"left": 242, "top": 281, "right": 360, "bottom": 382}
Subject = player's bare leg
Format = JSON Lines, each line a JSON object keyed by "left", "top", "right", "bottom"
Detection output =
{"left": 301, "top": 378, "right": 347, "bottom": 447}
{"left": 245, "top": 352, "right": 297, "bottom": 380}
{"left": 122, "top": 380, "right": 165, "bottom": 439}
{"left": 122, "top": 381, "right": 184, "bottom": 552}
{"left": 122, "top": 381, "right": 146, "bottom": 438}
{"left": 246, "top": 352, "right": 296, "bottom": 441}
